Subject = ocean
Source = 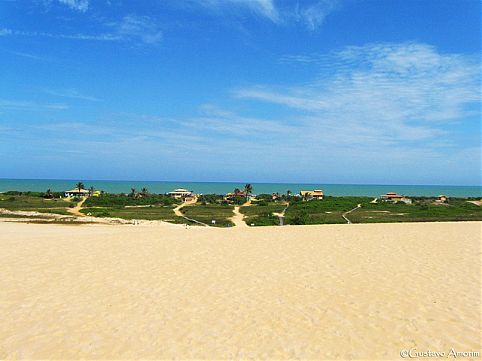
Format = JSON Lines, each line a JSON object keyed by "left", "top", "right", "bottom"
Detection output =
{"left": 0, "top": 179, "right": 480, "bottom": 197}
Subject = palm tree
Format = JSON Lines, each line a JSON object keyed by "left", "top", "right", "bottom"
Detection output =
{"left": 45, "top": 189, "right": 53, "bottom": 199}
{"left": 244, "top": 184, "right": 253, "bottom": 200}
{"left": 141, "top": 187, "right": 149, "bottom": 196}
{"left": 89, "top": 186, "right": 95, "bottom": 196}
{"left": 76, "top": 182, "right": 84, "bottom": 192}
{"left": 129, "top": 188, "right": 137, "bottom": 198}
{"left": 286, "top": 190, "right": 292, "bottom": 199}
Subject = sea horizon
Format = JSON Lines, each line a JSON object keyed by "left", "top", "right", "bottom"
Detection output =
{"left": 1, "top": 178, "right": 480, "bottom": 197}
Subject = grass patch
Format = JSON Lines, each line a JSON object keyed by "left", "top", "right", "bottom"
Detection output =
{"left": 244, "top": 214, "right": 280, "bottom": 226}
{"left": 36, "top": 208, "right": 72, "bottom": 215}
{"left": 0, "top": 195, "right": 71, "bottom": 211}
{"left": 241, "top": 202, "right": 286, "bottom": 226}
{"left": 349, "top": 199, "right": 482, "bottom": 223}
{"left": 80, "top": 205, "right": 180, "bottom": 221}
{"left": 0, "top": 213, "right": 49, "bottom": 219}
{"left": 181, "top": 204, "right": 234, "bottom": 227}
{"left": 84, "top": 194, "right": 180, "bottom": 207}
{"left": 285, "top": 197, "right": 371, "bottom": 225}
{"left": 20, "top": 219, "right": 95, "bottom": 225}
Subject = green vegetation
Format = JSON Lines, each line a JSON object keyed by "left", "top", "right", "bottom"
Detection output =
{"left": 0, "top": 213, "right": 50, "bottom": 218}
{"left": 198, "top": 193, "right": 245, "bottom": 205}
{"left": 22, "top": 219, "right": 97, "bottom": 225}
{"left": 84, "top": 193, "right": 180, "bottom": 207}
{"left": 241, "top": 202, "right": 287, "bottom": 226}
{"left": 1, "top": 190, "right": 480, "bottom": 226}
{"left": 349, "top": 198, "right": 482, "bottom": 223}
{"left": 36, "top": 208, "right": 72, "bottom": 215}
{"left": 197, "top": 194, "right": 224, "bottom": 204}
{"left": 285, "top": 196, "right": 371, "bottom": 225}
{"left": 230, "top": 196, "right": 246, "bottom": 205}
{"left": 283, "top": 196, "right": 482, "bottom": 224}
{"left": 80, "top": 205, "right": 185, "bottom": 223}
{"left": 244, "top": 183, "right": 253, "bottom": 199}
{"left": 0, "top": 194, "right": 73, "bottom": 212}
{"left": 181, "top": 204, "right": 234, "bottom": 227}
{"left": 254, "top": 194, "right": 275, "bottom": 202}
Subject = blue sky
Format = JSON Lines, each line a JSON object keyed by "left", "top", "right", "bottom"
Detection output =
{"left": 0, "top": 0, "right": 480, "bottom": 185}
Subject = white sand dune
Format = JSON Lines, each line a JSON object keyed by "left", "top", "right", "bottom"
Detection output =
{"left": 0, "top": 221, "right": 480, "bottom": 360}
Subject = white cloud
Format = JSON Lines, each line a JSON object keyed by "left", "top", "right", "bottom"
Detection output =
{"left": 235, "top": 42, "right": 480, "bottom": 146}
{"left": 42, "top": 88, "right": 101, "bottom": 101}
{"left": 0, "top": 28, "right": 12, "bottom": 36}
{"left": 0, "top": 99, "right": 68, "bottom": 110}
{"left": 111, "top": 15, "right": 163, "bottom": 45}
{"left": 0, "top": 15, "right": 162, "bottom": 45}
{"left": 56, "top": 0, "right": 89, "bottom": 12}
{"left": 187, "top": 0, "right": 337, "bottom": 28}
{"left": 1, "top": 49, "right": 49, "bottom": 61}
{"left": 195, "top": 0, "right": 279, "bottom": 22}
{"left": 0, "top": 27, "right": 121, "bottom": 41}
{"left": 296, "top": 0, "right": 338, "bottom": 30}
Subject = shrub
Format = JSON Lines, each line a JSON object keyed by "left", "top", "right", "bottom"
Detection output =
{"left": 256, "top": 194, "right": 273, "bottom": 202}
{"left": 84, "top": 193, "right": 179, "bottom": 207}
{"left": 290, "top": 210, "right": 309, "bottom": 225}
{"left": 197, "top": 194, "right": 223, "bottom": 204}
{"left": 230, "top": 196, "right": 246, "bottom": 205}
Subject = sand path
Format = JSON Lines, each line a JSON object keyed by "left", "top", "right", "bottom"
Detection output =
{"left": 273, "top": 202, "right": 290, "bottom": 226}
{"left": 67, "top": 197, "right": 87, "bottom": 217}
{"left": 342, "top": 203, "right": 361, "bottom": 224}
{"left": 173, "top": 197, "right": 208, "bottom": 226}
{"left": 231, "top": 200, "right": 250, "bottom": 227}
{"left": 0, "top": 221, "right": 480, "bottom": 359}
{"left": 173, "top": 197, "right": 197, "bottom": 217}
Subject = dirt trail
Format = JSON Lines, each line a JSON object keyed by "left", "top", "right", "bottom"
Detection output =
{"left": 342, "top": 204, "right": 361, "bottom": 224}
{"left": 173, "top": 197, "right": 197, "bottom": 217}
{"left": 231, "top": 207, "right": 247, "bottom": 227}
{"left": 67, "top": 197, "right": 87, "bottom": 217}
{"left": 173, "top": 197, "right": 208, "bottom": 227}
{"left": 231, "top": 200, "right": 251, "bottom": 227}
{"left": 273, "top": 202, "right": 290, "bottom": 226}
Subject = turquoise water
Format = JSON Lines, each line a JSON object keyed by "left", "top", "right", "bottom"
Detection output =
{"left": 0, "top": 179, "right": 480, "bottom": 197}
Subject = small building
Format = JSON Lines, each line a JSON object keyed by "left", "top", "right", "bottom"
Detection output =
{"left": 168, "top": 188, "right": 194, "bottom": 200}
{"left": 64, "top": 188, "right": 90, "bottom": 197}
{"left": 300, "top": 190, "right": 324, "bottom": 200}
{"left": 224, "top": 189, "right": 247, "bottom": 201}
{"left": 380, "top": 192, "right": 412, "bottom": 204}
{"left": 436, "top": 195, "right": 448, "bottom": 203}
{"left": 183, "top": 194, "right": 196, "bottom": 202}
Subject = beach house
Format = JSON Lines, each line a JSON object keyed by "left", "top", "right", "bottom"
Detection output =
{"left": 300, "top": 190, "right": 324, "bottom": 200}
{"left": 436, "top": 195, "right": 448, "bottom": 203}
{"left": 168, "top": 188, "right": 194, "bottom": 201}
{"left": 380, "top": 192, "right": 412, "bottom": 204}
{"left": 224, "top": 189, "right": 247, "bottom": 201}
{"left": 64, "top": 188, "right": 90, "bottom": 197}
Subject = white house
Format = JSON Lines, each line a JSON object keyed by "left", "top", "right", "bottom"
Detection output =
{"left": 64, "top": 188, "right": 90, "bottom": 197}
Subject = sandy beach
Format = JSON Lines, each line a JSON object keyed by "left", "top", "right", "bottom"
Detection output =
{"left": 0, "top": 221, "right": 480, "bottom": 360}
